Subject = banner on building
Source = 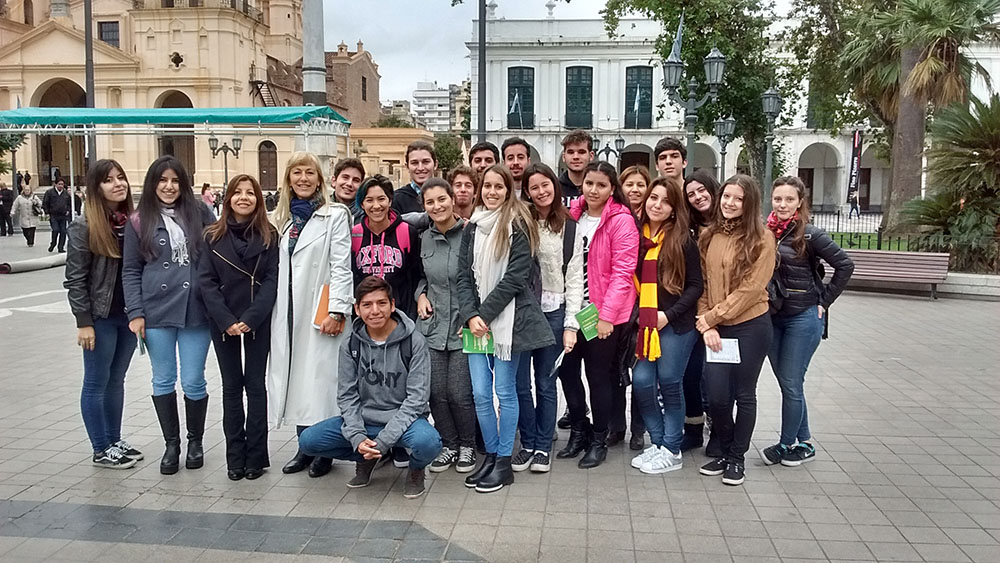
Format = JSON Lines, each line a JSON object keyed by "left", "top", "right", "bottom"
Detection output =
{"left": 846, "top": 129, "right": 863, "bottom": 203}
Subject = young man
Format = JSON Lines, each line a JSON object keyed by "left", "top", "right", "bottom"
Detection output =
{"left": 468, "top": 141, "right": 500, "bottom": 175}
{"left": 654, "top": 137, "right": 687, "bottom": 185}
{"left": 298, "top": 276, "right": 441, "bottom": 499}
{"left": 42, "top": 177, "right": 72, "bottom": 253}
{"left": 393, "top": 141, "right": 437, "bottom": 215}
{"left": 332, "top": 158, "right": 366, "bottom": 222}
{"left": 558, "top": 130, "right": 594, "bottom": 201}
{"left": 501, "top": 137, "right": 532, "bottom": 195}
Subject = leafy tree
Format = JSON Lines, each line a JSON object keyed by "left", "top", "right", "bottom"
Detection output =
{"left": 0, "top": 135, "right": 25, "bottom": 176}
{"left": 434, "top": 134, "right": 465, "bottom": 175}
{"left": 373, "top": 115, "right": 415, "bottom": 128}
{"left": 601, "top": 0, "right": 781, "bottom": 185}
{"left": 901, "top": 94, "right": 1000, "bottom": 271}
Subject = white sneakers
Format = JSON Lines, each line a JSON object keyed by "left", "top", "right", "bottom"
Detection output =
{"left": 632, "top": 445, "right": 682, "bottom": 474}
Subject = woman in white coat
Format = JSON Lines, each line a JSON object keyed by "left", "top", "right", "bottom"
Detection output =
{"left": 268, "top": 152, "right": 354, "bottom": 479}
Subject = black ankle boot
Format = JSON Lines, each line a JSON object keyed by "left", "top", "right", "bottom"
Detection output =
{"left": 152, "top": 393, "right": 181, "bottom": 475}
{"left": 556, "top": 421, "right": 591, "bottom": 459}
{"left": 465, "top": 453, "right": 496, "bottom": 488}
{"left": 578, "top": 429, "right": 609, "bottom": 469}
{"left": 475, "top": 456, "right": 513, "bottom": 493}
{"left": 184, "top": 395, "right": 208, "bottom": 470}
{"left": 308, "top": 456, "right": 333, "bottom": 478}
{"left": 680, "top": 423, "right": 704, "bottom": 452}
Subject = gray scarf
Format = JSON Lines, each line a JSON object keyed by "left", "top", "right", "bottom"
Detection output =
{"left": 160, "top": 207, "right": 190, "bottom": 266}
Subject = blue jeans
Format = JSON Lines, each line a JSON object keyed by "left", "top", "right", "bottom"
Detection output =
{"left": 632, "top": 328, "right": 699, "bottom": 453}
{"left": 299, "top": 416, "right": 442, "bottom": 470}
{"left": 769, "top": 306, "right": 824, "bottom": 446}
{"left": 81, "top": 316, "right": 137, "bottom": 453}
{"left": 145, "top": 325, "right": 211, "bottom": 399}
{"left": 468, "top": 351, "right": 522, "bottom": 457}
{"left": 515, "top": 309, "right": 563, "bottom": 454}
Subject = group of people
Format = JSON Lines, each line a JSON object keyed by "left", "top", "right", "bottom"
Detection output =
{"left": 2, "top": 175, "right": 85, "bottom": 251}
{"left": 64, "top": 130, "right": 854, "bottom": 502}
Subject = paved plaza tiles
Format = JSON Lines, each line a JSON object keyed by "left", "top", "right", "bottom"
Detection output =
{"left": 1, "top": 235, "right": 999, "bottom": 562}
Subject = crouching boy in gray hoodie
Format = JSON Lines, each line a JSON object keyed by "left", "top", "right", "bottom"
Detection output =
{"left": 299, "top": 276, "right": 442, "bottom": 499}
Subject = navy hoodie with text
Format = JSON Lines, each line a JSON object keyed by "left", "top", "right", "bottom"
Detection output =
{"left": 351, "top": 211, "right": 422, "bottom": 319}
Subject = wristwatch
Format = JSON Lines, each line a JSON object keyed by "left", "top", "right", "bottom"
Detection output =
{"left": 329, "top": 312, "right": 345, "bottom": 322}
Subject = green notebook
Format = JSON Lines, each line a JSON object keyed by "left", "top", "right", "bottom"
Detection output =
{"left": 462, "top": 328, "right": 494, "bottom": 354}
{"left": 575, "top": 303, "right": 600, "bottom": 341}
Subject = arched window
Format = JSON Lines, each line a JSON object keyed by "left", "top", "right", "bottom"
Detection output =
{"left": 258, "top": 141, "right": 278, "bottom": 190}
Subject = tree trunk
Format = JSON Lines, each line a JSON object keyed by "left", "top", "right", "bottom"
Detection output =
{"left": 886, "top": 46, "right": 926, "bottom": 233}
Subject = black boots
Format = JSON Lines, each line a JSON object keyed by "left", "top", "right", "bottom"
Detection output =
{"left": 556, "top": 420, "right": 591, "bottom": 459}
{"left": 680, "top": 423, "right": 705, "bottom": 452}
{"left": 308, "top": 456, "right": 333, "bottom": 478}
{"left": 578, "top": 429, "right": 609, "bottom": 469}
{"left": 464, "top": 453, "right": 497, "bottom": 488}
{"left": 184, "top": 395, "right": 208, "bottom": 470}
{"left": 152, "top": 393, "right": 181, "bottom": 475}
{"left": 283, "top": 425, "right": 315, "bottom": 474}
{"left": 475, "top": 456, "right": 513, "bottom": 493}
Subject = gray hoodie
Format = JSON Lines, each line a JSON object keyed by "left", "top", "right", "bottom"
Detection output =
{"left": 338, "top": 310, "right": 431, "bottom": 454}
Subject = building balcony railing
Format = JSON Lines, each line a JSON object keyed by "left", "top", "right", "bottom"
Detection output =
{"left": 507, "top": 112, "right": 535, "bottom": 130}
{"left": 132, "top": 0, "right": 263, "bottom": 23}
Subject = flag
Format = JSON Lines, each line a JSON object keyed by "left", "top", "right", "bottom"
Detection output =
{"left": 669, "top": 11, "right": 684, "bottom": 63}
{"left": 16, "top": 96, "right": 21, "bottom": 109}
{"left": 509, "top": 90, "right": 520, "bottom": 115}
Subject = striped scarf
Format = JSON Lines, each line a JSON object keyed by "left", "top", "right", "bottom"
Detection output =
{"left": 634, "top": 223, "right": 664, "bottom": 361}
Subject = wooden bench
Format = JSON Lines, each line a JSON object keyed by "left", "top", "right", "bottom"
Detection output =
{"left": 838, "top": 249, "right": 950, "bottom": 299}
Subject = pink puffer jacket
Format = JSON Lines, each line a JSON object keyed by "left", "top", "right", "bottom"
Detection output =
{"left": 569, "top": 197, "right": 639, "bottom": 325}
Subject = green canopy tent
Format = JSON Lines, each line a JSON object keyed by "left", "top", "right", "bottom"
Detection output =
{"left": 0, "top": 106, "right": 352, "bottom": 210}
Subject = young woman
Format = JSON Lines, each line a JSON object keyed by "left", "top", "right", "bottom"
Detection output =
{"left": 514, "top": 163, "right": 584, "bottom": 473}
{"left": 199, "top": 174, "right": 279, "bottom": 481}
{"left": 351, "top": 174, "right": 422, "bottom": 321}
{"left": 680, "top": 169, "right": 722, "bottom": 454}
{"left": 123, "top": 156, "right": 217, "bottom": 475}
{"left": 620, "top": 165, "right": 652, "bottom": 215}
{"left": 561, "top": 161, "right": 639, "bottom": 469}
{"left": 417, "top": 178, "right": 477, "bottom": 474}
{"left": 761, "top": 176, "right": 853, "bottom": 467}
{"left": 457, "top": 164, "right": 554, "bottom": 493}
{"left": 65, "top": 159, "right": 142, "bottom": 469}
{"left": 629, "top": 178, "right": 703, "bottom": 474}
{"left": 269, "top": 152, "right": 353, "bottom": 479}
{"left": 12, "top": 185, "right": 42, "bottom": 247}
{"left": 448, "top": 166, "right": 478, "bottom": 220}
{"left": 695, "top": 174, "right": 776, "bottom": 486}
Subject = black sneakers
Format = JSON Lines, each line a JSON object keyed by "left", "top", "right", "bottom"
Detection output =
{"left": 92, "top": 445, "right": 137, "bottom": 469}
{"left": 760, "top": 443, "right": 790, "bottom": 466}
{"left": 511, "top": 449, "right": 534, "bottom": 472}
{"left": 392, "top": 448, "right": 410, "bottom": 469}
{"left": 347, "top": 458, "right": 378, "bottom": 488}
{"left": 781, "top": 443, "right": 816, "bottom": 466}
{"left": 403, "top": 469, "right": 426, "bottom": 499}
{"left": 114, "top": 440, "right": 144, "bottom": 461}
{"left": 456, "top": 447, "right": 477, "bottom": 473}
{"left": 699, "top": 457, "right": 728, "bottom": 476}
{"left": 429, "top": 447, "right": 457, "bottom": 473}
{"left": 529, "top": 451, "right": 551, "bottom": 473}
{"left": 722, "top": 461, "right": 745, "bottom": 486}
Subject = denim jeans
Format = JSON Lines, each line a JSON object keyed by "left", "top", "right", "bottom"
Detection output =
{"left": 468, "top": 351, "right": 522, "bottom": 457}
{"left": 515, "top": 308, "right": 563, "bottom": 454}
{"left": 299, "top": 416, "right": 442, "bottom": 470}
{"left": 49, "top": 217, "right": 68, "bottom": 251}
{"left": 81, "top": 316, "right": 137, "bottom": 453}
{"left": 769, "top": 306, "right": 824, "bottom": 446}
{"left": 145, "top": 325, "right": 211, "bottom": 399}
{"left": 632, "top": 328, "right": 699, "bottom": 453}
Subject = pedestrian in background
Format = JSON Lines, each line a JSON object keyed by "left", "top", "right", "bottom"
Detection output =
{"left": 65, "top": 159, "right": 143, "bottom": 469}
{"left": 12, "top": 185, "right": 41, "bottom": 247}
{"left": 43, "top": 177, "right": 72, "bottom": 252}
{"left": 123, "top": 156, "right": 217, "bottom": 476}
{"left": 0, "top": 182, "right": 14, "bottom": 236}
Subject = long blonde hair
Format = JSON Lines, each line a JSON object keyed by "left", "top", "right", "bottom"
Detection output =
{"left": 477, "top": 164, "right": 539, "bottom": 259}
{"left": 271, "top": 151, "right": 328, "bottom": 228}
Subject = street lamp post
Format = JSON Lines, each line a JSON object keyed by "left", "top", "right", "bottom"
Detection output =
{"left": 761, "top": 87, "right": 783, "bottom": 214}
{"left": 595, "top": 135, "right": 626, "bottom": 169}
{"left": 662, "top": 46, "right": 727, "bottom": 177}
{"left": 713, "top": 115, "right": 736, "bottom": 183}
{"left": 208, "top": 135, "right": 242, "bottom": 188}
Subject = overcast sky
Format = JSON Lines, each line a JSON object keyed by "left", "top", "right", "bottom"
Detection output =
{"left": 322, "top": 0, "right": 609, "bottom": 103}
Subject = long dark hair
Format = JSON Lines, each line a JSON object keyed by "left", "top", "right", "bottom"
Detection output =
{"left": 683, "top": 168, "right": 721, "bottom": 228}
{"left": 135, "top": 156, "right": 204, "bottom": 261}
{"left": 699, "top": 174, "right": 768, "bottom": 284}
{"left": 84, "top": 159, "right": 134, "bottom": 258}
{"left": 638, "top": 177, "right": 691, "bottom": 296}
{"left": 204, "top": 174, "right": 276, "bottom": 247}
{"left": 580, "top": 161, "right": 628, "bottom": 212}
{"left": 522, "top": 162, "right": 571, "bottom": 234}
{"left": 772, "top": 175, "right": 811, "bottom": 258}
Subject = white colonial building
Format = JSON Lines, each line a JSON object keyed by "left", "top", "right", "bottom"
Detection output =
{"left": 468, "top": 5, "right": 1000, "bottom": 212}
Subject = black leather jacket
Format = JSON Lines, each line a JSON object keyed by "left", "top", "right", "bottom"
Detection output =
{"left": 64, "top": 215, "right": 124, "bottom": 327}
{"left": 773, "top": 223, "right": 854, "bottom": 316}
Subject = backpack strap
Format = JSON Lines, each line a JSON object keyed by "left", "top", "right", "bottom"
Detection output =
{"left": 350, "top": 223, "right": 364, "bottom": 254}
{"left": 561, "top": 219, "right": 577, "bottom": 277}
